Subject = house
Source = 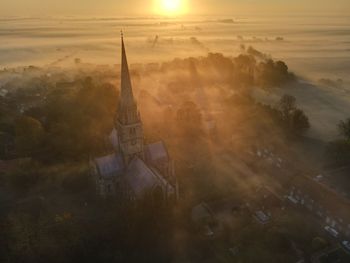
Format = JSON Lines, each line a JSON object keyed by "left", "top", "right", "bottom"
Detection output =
{"left": 288, "top": 175, "right": 350, "bottom": 238}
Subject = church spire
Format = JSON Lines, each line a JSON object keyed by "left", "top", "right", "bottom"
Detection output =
{"left": 120, "top": 31, "right": 136, "bottom": 108}
{"left": 116, "top": 32, "right": 144, "bottom": 164}
{"left": 118, "top": 31, "right": 139, "bottom": 124}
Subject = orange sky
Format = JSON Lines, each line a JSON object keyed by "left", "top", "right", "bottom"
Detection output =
{"left": 1, "top": 0, "right": 349, "bottom": 16}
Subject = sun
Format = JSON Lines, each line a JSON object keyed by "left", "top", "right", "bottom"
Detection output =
{"left": 162, "top": 0, "right": 180, "bottom": 12}
{"left": 155, "top": 0, "right": 187, "bottom": 15}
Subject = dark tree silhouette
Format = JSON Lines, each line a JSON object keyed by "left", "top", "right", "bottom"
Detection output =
{"left": 338, "top": 118, "right": 350, "bottom": 140}
{"left": 277, "top": 95, "right": 310, "bottom": 135}
{"left": 290, "top": 108, "right": 310, "bottom": 135}
{"left": 279, "top": 94, "right": 296, "bottom": 118}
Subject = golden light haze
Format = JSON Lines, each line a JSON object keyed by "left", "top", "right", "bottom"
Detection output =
{"left": 1, "top": 0, "right": 349, "bottom": 16}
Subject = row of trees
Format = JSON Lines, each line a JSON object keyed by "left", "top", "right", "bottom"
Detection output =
{"left": 161, "top": 47, "right": 296, "bottom": 92}
{"left": 257, "top": 94, "right": 310, "bottom": 136}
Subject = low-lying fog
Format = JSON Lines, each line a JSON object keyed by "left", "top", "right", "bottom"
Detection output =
{"left": 0, "top": 15, "right": 350, "bottom": 141}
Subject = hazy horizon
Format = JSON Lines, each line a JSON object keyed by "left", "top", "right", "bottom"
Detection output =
{"left": 1, "top": 0, "right": 350, "bottom": 16}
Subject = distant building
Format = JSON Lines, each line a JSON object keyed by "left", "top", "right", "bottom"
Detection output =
{"left": 287, "top": 175, "right": 350, "bottom": 239}
{"left": 254, "top": 210, "right": 270, "bottom": 225}
{"left": 91, "top": 35, "right": 178, "bottom": 204}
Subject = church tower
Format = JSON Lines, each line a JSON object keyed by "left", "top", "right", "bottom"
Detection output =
{"left": 116, "top": 33, "right": 144, "bottom": 165}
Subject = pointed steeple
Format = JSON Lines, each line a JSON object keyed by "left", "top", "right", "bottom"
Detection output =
{"left": 115, "top": 32, "right": 144, "bottom": 164}
{"left": 120, "top": 32, "right": 135, "bottom": 105}
{"left": 118, "top": 32, "right": 139, "bottom": 124}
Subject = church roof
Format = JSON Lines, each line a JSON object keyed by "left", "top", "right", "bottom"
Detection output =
{"left": 95, "top": 153, "right": 124, "bottom": 178}
{"left": 145, "top": 141, "right": 169, "bottom": 163}
{"left": 125, "top": 157, "right": 161, "bottom": 198}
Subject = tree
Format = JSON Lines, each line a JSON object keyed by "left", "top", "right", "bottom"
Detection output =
{"left": 15, "top": 116, "right": 45, "bottom": 157}
{"left": 275, "top": 61, "right": 289, "bottom": 75}
{"left": 277, "top": 95, "right": 310, "bottom": 135}
{"left": 8, "top": 163, "right": 42, "bottom": 193}
{"left": 279, "top": 94, "right": 296, "bottom": 120}
{"left": 290, "top": 109, "right": 310, "bottom": 135}
{"left": 232, "top": 55, "right": 255, "bottom": 88}
{"left": 327, "top": 140, "right": 350, "bottom": 166}
{"left": 247, "top": 46, "right": 266, "bottom": 60}
{"left": 257, "top": 59, "right": 295, "bottom": 87}
{"left": 327, "top": 119, "right": 350, "bottom": 166}
{"left": 338, "top": 118, "right": 350, "bottom": 140}
{"left": 176, "top": 101, "right": 203, "bottom": 138}
{"left": 234, "top": 54, "right": 256, "bottom": 73}
{"left": 42, "top": 78, "right": 118, "bottom": 162}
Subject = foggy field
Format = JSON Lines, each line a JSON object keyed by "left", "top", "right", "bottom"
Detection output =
{"left": 0, "top": 15, "right": 349, "bottom": 141}
{"left": 0, "top": 15, "right": 349, "bottom": 79}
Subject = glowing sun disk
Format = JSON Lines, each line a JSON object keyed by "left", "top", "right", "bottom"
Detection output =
{"left": 157, "top": 0, "right": 186, "bottom": 15}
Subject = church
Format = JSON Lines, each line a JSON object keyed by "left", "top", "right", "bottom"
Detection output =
{"left": 91, "top": 35, "right": 178, "bottom": 204}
